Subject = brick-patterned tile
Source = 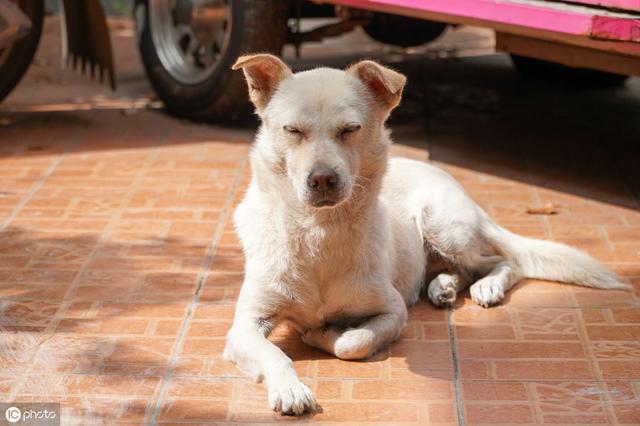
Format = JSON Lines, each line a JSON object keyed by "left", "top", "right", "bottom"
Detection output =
{"left": 164, "top": 377, "right": 233, "bottom": 398}
{"left": 352, "top": 379, "right": 453, "bottom": 400}
{"left": 463, "top": 382, "right": 529, "bottom": 401}
{"left": 2, "top": 15, "right": 639, "bottom": 425}
{"left": 465, "top": 404, "right": 535, "bottom": 424}
{"left": 16, "top": 374, "right": 160, "bottom": 397}
{"left": 157, "top": 399, "right": 229, "bottom": 422}
{"left": 59, "top": 396, "right": 152, "bottom": 424}
{"left": 493, "top": 360, "right": 595, "bottom": 380}
{"left": 315, "top": 401, "right": 421, "bottom": 422}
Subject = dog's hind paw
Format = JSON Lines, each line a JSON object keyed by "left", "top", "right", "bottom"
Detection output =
{"left": 268, "top": 377, "right": 316, "bottom": 416}
{"left": 470, "top": 278, "right": 505, "bottom": 308}
{"left": 428, "top": 274, "right": 458, "bottom": 307}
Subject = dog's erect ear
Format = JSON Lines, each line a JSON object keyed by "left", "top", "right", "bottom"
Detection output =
{"left": 347, "top": 60, "right": 406, "bottom": 110}
{"left": 232, "top": 54, "right": 293, "bottom": 111}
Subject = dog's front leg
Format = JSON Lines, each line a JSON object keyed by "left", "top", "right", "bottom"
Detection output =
{"left": 303, "top": 287, "right": 407, "bottom": 360}
{"left": 224, "top": 287, "right": 316, "bottom": 415}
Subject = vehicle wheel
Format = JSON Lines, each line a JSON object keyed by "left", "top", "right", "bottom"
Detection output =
{"left": 510, "top": 55, "right": 629, "bottom": 88}
{"left": 0, "top": 0, "right": 44, "bottom": 103}
{"left": 362, "top": 13, "right": 446, "bottom": 47}
{"left": 134, "top": 0, "right": 290, "bottom": 122}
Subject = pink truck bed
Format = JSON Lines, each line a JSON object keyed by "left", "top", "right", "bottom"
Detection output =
{"left": 320, "top": 0, "right": 640, "bottom": 75}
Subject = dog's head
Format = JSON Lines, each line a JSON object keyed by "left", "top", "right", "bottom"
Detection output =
{"left": 233, "top": 54, "right": 406, "bottom": 209}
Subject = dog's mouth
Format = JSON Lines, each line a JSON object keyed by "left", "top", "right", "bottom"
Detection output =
{"left": 307, "top": 191, "right": 346, "bottom": 209}
{"left": 310, "top": 198, "right": 339, "bottom": 208}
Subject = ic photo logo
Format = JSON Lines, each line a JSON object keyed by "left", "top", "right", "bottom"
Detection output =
{"left": 1, "top": 403, "right": 59, "bottom": 425}
{"left": 5, "top": 407, "right": 20, "bottom": 423}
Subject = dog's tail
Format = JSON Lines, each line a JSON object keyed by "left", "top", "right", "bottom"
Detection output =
{"left": 483, "top": 222, "right": 631, "bottom": 290}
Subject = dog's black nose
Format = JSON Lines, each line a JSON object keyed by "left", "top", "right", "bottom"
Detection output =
{"left": 307, "top": 167, "right": 339, "bottom": 192}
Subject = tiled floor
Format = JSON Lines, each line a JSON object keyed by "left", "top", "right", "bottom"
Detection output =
{"left": 1, "top": 16, "right": 640, "bottom": 426}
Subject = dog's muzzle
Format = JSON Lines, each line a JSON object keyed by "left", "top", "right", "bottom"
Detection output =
{"left": 306, "top": 165, "right": 343, "bottom": 208}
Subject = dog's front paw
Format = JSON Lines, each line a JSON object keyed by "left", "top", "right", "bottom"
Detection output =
{"left": 268, "top": 377, "right": 316, "bottom": 415}
{"left": 470, "top": 278, "right": 504, "bottom": 308}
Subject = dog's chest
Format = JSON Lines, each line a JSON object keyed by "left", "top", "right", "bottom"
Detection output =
{"left": 278, "top": 224, "right": 391, "bottom": 328}
{"left": 284, "top": 268, "right": 382, "bottom": 330}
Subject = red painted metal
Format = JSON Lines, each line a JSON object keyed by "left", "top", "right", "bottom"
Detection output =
{"left": 321, "top": 0, "right": 640, "bottom": 58}
{"left": 592, "top": 15, "right": 640, "bottom": 40}
{"left": 553, "top": 0, "right": 640, "bottom": 13}
{"left": 326, "top": 0, "right": 640, "bottom": 41}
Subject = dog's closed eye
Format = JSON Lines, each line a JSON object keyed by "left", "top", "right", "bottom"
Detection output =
{"left": 338, "top": 124, "right": 361, "bottom": 139}
{"left": 283, "top": 125, "right": 302, "bottom": 135}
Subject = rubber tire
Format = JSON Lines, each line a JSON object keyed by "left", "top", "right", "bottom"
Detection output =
{"left": 363, "top": 13, "right": 446, "bottom": 48}
{"left": 134, "top": 0, "right": 290, "bottom": 122}
{"left": 510, "top": 55, "right": 629, "bottom": 88}
{"left": 0, "top": 0, "right": 44, "bottom": 103}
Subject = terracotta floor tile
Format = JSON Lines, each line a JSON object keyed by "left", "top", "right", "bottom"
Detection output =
{"left": 204, "top": 271, "right": 246, "bottom": 288}
{"left": 0, "top": 375, "right": 16, "bottom": 396}
{"left": 152, "top": 319, "right": 183, "bottom": 336}
{"left": 458, "top": 341, "right": 586, "bottom": 359}
{"left": 164, "top": 377, "right": 233, "bottom": 398}
{"left": 459, "top": 360, "right": 491, "bottom": 380}
{"left": 352, "top": 379, "right": 453, "bottom": 400}
{"left": 187, "top": 321, "right": 232, "bottom": 338}
{"left": 586, "top": 325, "right": 640, "bottom": 341}
{"left": 422, "top": 323, "right": 451, "bottom": 340}
{"left": 157, "top": 399, "right": 229, "bottom": 422}
{"left": 610, "top": 308, "right": 640, "bottom": 323}
{"left": 0, "top": 283, "right": 70, "bottom": 302}
{"left": 199, "top": 286, "right": 239, "bottom": 303}
{"left": 494, "top": 360, "right": 595, "bottom": 380}
{"left": 598, "top": 361, "right": 640, "bottom": 379}
{"left": 613, "top": 403, "right": 640, "bottom": 424}
{"left": 29, "top": 335, "right": 117, "bottom": 374}
{"left": 56, "top": 317, "right": 151, "bottom": 335}
{"left": 573, "top": 289, "right": 639, "bottom": 308}
{"left": 455, "top": 324, "right": 516, "bottom": 340}
{"left": 3, "top": 25, "right": 640, "bottom": 424}
{"left": 36, "top": 396, "right": 151, "bottom": 424}
{"left": 181, "top": 338, "right": 226, "bottom": 356}
{"left": 516, "top": 308, "right": 581, "bottom": 341}
{"left": 314, "top": 401, "right": 420, "bottom": 422}
{"left": 390, "top": 340, "right": 453, "bottom": 375}
{"left": 408, "top": 300, "right": 448, "bottom": 321}
{"left": 501, "top": 288, "right": 575, "bottom": 307}
{"left": 452, "top": 306, "right": 511, "bottom": 323}
{"left": 16, "top": 374, "right": 160, "bottom": 397}
{"left": 314, "top": 380, "right": 344, "bottom": 399}
{"left": 465, "top": 404, "right": 534, "bottom": 424}
{"left": 316, "top": 358, "right": 385, "bottom": 379}
{"left": 462, "top": 383, "right": 529, "bottom": 401}
{"left": 95, "top": 302, "right": 187, "bottom": 318}
{"left": 0, "top": 300, "right": 60, "bottom": 327}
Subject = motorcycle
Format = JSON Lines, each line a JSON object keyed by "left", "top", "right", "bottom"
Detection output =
{"left": 0, "top": 0, "right": 117, "bottom": 103}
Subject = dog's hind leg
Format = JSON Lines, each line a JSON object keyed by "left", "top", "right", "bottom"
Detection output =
{"left": 302, "top": 287, "right": 408, "bottom": 360}
{"left": 469, "top": 259, "right": 521, "bottom": 308}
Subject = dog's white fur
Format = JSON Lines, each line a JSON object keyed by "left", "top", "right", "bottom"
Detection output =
{"left": 223, "top": 54, "right": 630, "bottom": 415}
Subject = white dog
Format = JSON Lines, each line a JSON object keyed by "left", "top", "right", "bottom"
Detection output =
{"left": 223, "top": 54, "right": 629, "bottom": 415}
